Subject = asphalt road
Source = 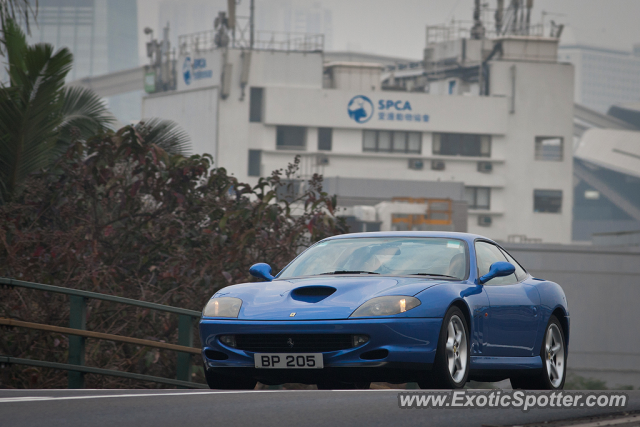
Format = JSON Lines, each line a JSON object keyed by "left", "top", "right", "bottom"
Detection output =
{"left": 0, "top": 389, "right": 639, "bottom": 427}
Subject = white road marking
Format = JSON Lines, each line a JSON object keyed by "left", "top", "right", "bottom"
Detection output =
{"left": 0, "top": 391, "right": 266, "bottom": 403}
{"left": 0, "top": 389, "right": 387, "bottom": 403}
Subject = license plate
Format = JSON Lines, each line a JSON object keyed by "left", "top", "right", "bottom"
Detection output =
{"left": 254, "top": 353, "right": 323, "bottom": 369}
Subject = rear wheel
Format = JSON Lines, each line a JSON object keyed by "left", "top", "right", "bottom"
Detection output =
{"left": 510, "top": 315, "right": 566, "bottom": 390}
{"left": 419, "top": 306, "right": 470, "bottom": 389}
{"left": 204, "top": 366, "right": 257, "bottom": 390}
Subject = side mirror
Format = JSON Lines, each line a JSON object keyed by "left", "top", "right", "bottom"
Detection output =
{"left": 479, "top": 261, "right": 515, "bottom": 284}
{"left": 249, "top": 263, "right": 274, "bottom": 282}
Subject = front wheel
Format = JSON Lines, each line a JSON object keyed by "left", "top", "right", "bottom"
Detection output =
{"left": 511, "top": 315, "right": 566, "bottom": 390}
{"left": 419, "top": 306, "right": 470, "bottom": 389}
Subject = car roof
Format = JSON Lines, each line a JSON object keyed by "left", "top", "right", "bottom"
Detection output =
{"left": 323, "top": 231, "right": 496, "bottom": 245}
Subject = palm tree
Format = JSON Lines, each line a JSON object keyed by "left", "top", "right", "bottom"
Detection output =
{"left": 0, "top": 0, "right": 36, "bottom": 44}
{"left": 134, "top": 118, "right": 192, "bottom": 157}
{"left": 0, "top": 17, "right": 115, "bottom": 202}
{"left": 0, "top": 16, "right": 194, "bottom": 202}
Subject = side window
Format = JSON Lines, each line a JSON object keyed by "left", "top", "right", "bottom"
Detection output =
{"left": 475, "top": 241, "right": 518, "bottom": 285}
{"left": 499, "top": 248, "right": 528, "bottom": 281}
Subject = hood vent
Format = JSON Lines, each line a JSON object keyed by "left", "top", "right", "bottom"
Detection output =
{"left": 291, "top": 286, "right": 336, "bottom": 303}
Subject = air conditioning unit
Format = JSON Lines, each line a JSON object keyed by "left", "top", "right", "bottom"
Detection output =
{"left": 477, "top": 161, "right": 493, "bottom": 173}
{"left": 316, "top": 155, "right": 330, "bottom": 166}
{"left": 478, "top": 215, "right": 492, "bottom": 227}
{"left": 408, "top": 159, "right": 424, "bottom": 170}
{"left": 431, "top": 160, "right": 445, "bottom": 171}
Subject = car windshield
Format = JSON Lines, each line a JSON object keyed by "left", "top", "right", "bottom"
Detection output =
{"left": 278, "top": 237, "right": 468, "bottom": 280}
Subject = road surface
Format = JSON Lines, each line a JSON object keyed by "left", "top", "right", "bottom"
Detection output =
{"left": 1, "top": 389, "right": 639, "bottom": 427}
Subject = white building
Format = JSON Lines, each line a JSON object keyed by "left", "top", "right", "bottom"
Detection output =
{"left": 21, "top": 0, "right": 141, "bottom": 124}
{"left": 142, "top": 27, "right": 574, "bottom": 243}
{"left": 559, "top": 44, "right": 640, "bottom": 114}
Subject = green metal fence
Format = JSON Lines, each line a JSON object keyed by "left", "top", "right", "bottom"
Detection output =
{"left": 0, "top": 277, "right": 207, "bottom": 389}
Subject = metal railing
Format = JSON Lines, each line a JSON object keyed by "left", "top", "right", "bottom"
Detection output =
{"left": 0, "top": 278, "right": 206, "bottom": 389}
{"left": 426, "top": 21, "right": 547, "bottom": 45}
{"left": 178, "top": 29, "right": 324, "bottom": 55}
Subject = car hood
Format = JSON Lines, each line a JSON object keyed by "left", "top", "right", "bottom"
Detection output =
{"left": 212, "top": 276, "right": 445, "bottom": 320}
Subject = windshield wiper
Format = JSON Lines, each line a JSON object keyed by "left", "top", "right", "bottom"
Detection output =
{"left": 411, "top": 273, "right": 459, "bottom": 279}
{"left": 319, "top": 270, "right": 380, "bottom": 275}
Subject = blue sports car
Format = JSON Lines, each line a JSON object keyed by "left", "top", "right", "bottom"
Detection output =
{"left": 199, "top": 232, "right": 569, "bottom": 390}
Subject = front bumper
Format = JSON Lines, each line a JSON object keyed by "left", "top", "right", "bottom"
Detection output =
{"left": 199, "top": 317, "right": 442, "bottom": 383}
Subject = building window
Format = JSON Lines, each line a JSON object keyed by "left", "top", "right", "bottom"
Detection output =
{"left": 248, "top": 149, "right": 261, "bottom": 176}
{"left": 465, "top": 187, "right": 491, "bottom": 210}
{"left": 318, "top": 127, "right": 332, "bottom": 151}
{"left": 362, "top": 130, "right": 421, "bottom": 153}
{"left": 534, "top": 190, "right": 562, "bottom": 213}
{"left": 276, "top": 126, "right": 306, "bottom": 150}
{"left": 433, "top": 133, "right": 491, "bottom": 157}
{"left": 249, "top": 87, "right": 263, "bottom": 122}
{"left": 535, "top": 137, "right": 563, "bottom": 161}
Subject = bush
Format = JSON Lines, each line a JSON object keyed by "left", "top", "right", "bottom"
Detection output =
{"left": 0, "top": 126, "right": 347, "bottom": 388}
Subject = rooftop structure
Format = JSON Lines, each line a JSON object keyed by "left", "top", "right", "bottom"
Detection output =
{"left": 141, "top": 0, "right": 574, "bottom": 243}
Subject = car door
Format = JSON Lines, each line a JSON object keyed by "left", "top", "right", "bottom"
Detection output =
{"left": 475, "top": 241, "right": 541, "bottom": 357}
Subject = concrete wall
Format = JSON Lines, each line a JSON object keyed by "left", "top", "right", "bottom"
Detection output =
{"left": 490, "top": 60, "right": 575, "bottom": 244}
{"left": 142, "top": 86, "right": 219, "bottom": 158}
{"left": 504, "top": 243, "right": 640, "bottom": 388}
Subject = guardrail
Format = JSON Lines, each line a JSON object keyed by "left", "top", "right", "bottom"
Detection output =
{"left": 0, "top": 278, "right": 206, "bottom": 389}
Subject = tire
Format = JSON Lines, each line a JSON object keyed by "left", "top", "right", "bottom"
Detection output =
{"left": 204, "top": 366, "right": 257, "bottom": 390}
{"left": 419, "top": 306, "right": 470, "bottom": 389}
{"left": 510, "top": 315, "right": 566, "bottom": 390}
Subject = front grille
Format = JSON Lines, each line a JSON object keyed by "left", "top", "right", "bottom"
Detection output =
{"left": 230, "top": 334, "right": 355, "bottom": 352}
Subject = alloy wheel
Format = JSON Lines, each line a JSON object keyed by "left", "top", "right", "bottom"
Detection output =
{"left": 445, "top": 315, "right": 468, "bottom": 383}
{"left": 545, "top": 323, "right": 565, "bottom": 388}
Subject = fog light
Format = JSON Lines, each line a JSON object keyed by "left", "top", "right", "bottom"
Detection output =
{"left": 352, "top": 334, "right": 369, "bottom": 347}
{"left": 219, "top": 335, "right": 237, "bottom": 348}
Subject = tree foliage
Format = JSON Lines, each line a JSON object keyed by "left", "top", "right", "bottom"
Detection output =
{"left": 0, "top": 18, "right": 114, "bottom": 201}
{"left": 0, "top": 127, "right": 347, "bottom": 388}
{"left": 0, "top": 0, "right": 37, "bottom": 44}
{"left": 0, "top": 18, "right": 192, "bottom": 202}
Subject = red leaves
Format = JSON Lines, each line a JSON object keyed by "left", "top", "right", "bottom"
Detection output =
{"left": 129, "top": 180, "right": 142, "bottom": 197}
{"left": 221, "top": 271, "right": 233, "bottom": 283}
{"left": 32, "top": 246, "right": 44, "bottom": 257}
{"left": 0, "top": 127, "right": 348, "bottom": 389}
{"left": 103, "top": 225, "right": 114, "bottom": 237}
{"left": 172, "top": 191, "right": 185, "bottom": 205}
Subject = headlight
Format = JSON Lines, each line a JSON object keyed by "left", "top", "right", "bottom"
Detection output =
{"left": 350, "top": 296, "right": 421, "bottom": 317}
{"left": 202, "top": 297, "right": 243, "bottom": 318}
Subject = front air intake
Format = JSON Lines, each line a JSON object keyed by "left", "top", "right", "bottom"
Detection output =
{"left": 204, "top": 350, "right": 229, "bottom": 360}
{"left": 360, "top": 349, "right": 389, "bottom": 360}
{"left": 291, "top": 286, "right": 336, "bottom": 303}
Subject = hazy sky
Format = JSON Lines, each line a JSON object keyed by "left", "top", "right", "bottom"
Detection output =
{"left": 137, "top": 0, "right": 640, "bottom": 63}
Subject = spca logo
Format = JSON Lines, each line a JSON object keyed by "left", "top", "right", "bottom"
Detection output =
{"left": 182, "top": 56, "right": 211, "bottom": 86}
{"left": 182, "top": 57, "right": 193, "bottom": 85}
{"left": 347, "top": 95, "right": 374, "bottom": 124}
{"left": 348, "top": 95, "right": 428, "bottom": 124}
